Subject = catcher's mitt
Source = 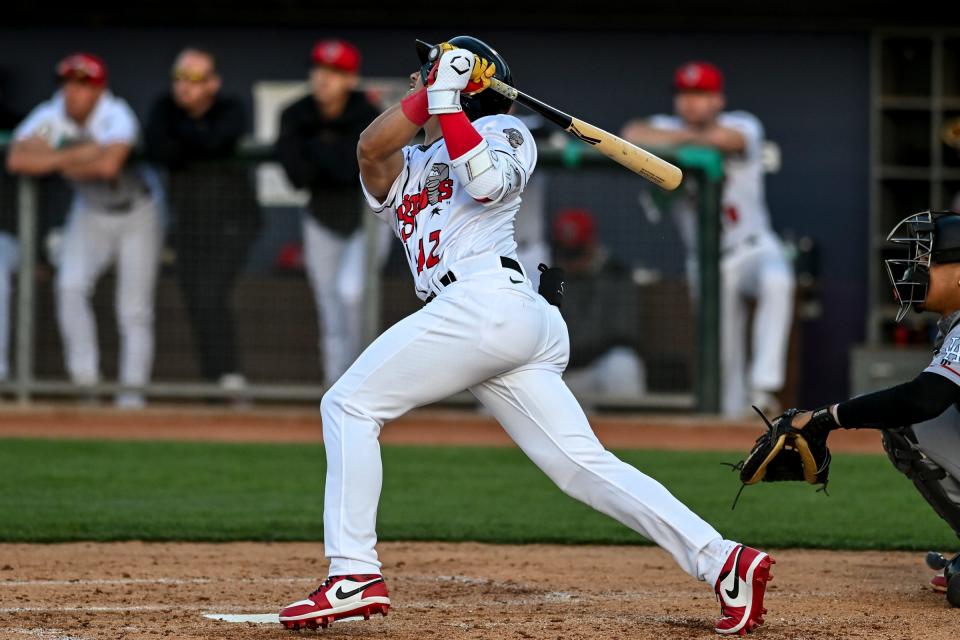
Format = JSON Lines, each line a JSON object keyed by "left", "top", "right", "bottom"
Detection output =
{"left": 726, "top": 406, "right": 833, "bottom": 508}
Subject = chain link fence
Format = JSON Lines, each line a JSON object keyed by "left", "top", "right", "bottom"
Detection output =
{"left": 0, "top": 140, "right": 723, "bottom": 411}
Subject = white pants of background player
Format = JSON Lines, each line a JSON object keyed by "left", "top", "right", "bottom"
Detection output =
{"left": 302, "top": 215, "right": 391, "bottom": 387}
{"left": 563, "top": 346, "right": 648, "bottom": 399}
{"left": 719, "top": 232, "right": 795, "bottom": 416}
{"left": 0, "top": 232, "right": 18, "bottom": 382}
{"left": 57, "top": 198, "right": 162, "bottom": 397}
{"left": 321, "top": 254, "right": 737, "bottom": 586}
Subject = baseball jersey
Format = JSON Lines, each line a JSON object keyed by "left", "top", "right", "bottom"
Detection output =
{"left": 926, "top": 312, "right": 960, "bottom": 388}
{"left": 14, "top": 90, "right": 153, "bottom": 211}
{"left": 361, "top": 113, "right": 537, "bottom": 300}
{"left": 649, "top": 111, "right": 772, "bottom": 252}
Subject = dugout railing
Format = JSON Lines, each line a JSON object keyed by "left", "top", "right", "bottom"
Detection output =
{"left": 0, "top": 140, "right": 723, "bottom": 412}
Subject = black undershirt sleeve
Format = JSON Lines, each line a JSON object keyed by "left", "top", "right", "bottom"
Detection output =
{"left": 835, "top": 371, "right": 960, "bottom": 429}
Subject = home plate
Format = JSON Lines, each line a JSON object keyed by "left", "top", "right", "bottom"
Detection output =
{"left": 204, "top": 613, "right": 278, "bottom": 624}
{"left": 204, "top": 613, "right": 366, "bottom": 624}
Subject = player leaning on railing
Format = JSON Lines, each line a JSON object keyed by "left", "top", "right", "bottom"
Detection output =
{"left": 736, "top": 210, "right": 960, "bottom": 607}
{"left": 276, "top": 35, "right": 774, "bottom": 636}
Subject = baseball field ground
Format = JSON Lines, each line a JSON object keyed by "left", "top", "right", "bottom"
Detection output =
{"left": 1, "top": 407, "right": 956, "bottom": 639}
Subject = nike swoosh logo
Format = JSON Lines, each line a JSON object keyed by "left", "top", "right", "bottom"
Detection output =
{"left": 724, "top": 546, "right": 745, "bottom": 600}
{"left": 334, "top": 578, "right": 384, "bottom": 600}
{"left": 509, "top": 277, "right": 524, "bottom": 284}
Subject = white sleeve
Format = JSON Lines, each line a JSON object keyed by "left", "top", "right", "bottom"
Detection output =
{"left": 720, "top": 111, "right": 764, "bottom": 160}
{"left": 92, "top": 98, "right": 138, "bottom": 146}
{"left": 12, "top": 102, "right": 57, "bottom": 142}
{"left": 926, "top": 327, "right": 960, "bottom": 387}
{"left": 462, "top": 114, "right": 537, "bottom": 205}
{"left": 359, "top": 147, "right": 411, "bottom": 220}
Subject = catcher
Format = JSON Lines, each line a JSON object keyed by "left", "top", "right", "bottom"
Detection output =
{"left": 737, "top": 209, "right": 960, "bottom": 607}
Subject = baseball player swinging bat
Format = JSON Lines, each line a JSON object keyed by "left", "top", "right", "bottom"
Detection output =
{"left": 487, "top": 77, "right": 683, "bottom": 190}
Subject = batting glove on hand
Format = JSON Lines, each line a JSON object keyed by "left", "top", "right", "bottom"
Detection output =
{"left": 464, "top": 56, "right": 496, "bottom": 95}
{"left": 427, "top": 47, "right": 475, "bottom": 114}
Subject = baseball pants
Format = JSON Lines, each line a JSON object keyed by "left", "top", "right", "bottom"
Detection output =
{"left": 301, "top": 215, "right": 390, "bottom": 387}
{"left": 913, "top": 410, "right": 960, "bottom": 495}
{"left": 720, "top": 233, "right": 795, "bottom": 416}
{"left": 321, "top": 259, "right": 736, "bottom": 586}
{"left": 56, "top": 199, "right": 162, "bottom": 387}
{"left": 0, "top": 232, "right": 18, "bottom": 381}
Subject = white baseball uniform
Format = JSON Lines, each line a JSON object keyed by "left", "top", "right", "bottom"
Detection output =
{"left": 0, "top": 232, "right": 17, "bottom": 382}
{"left": 649, "top": 112, "right": 795, "bottom": 416}
{"left": 321, "top": 112, "right": 737, "bottom": 587}
{"left": 302, "top": 215, "right": 392, "bottom": 387}
{"left": 14, "top": 90, "right": 162, "bottom": 396}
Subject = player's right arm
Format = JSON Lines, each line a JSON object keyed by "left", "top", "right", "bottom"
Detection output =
{"left": 7, "top": 102, "right": 61, "bottom": 175}
{"left": 6, "top": 137, "right": 63, "bottom": 175}
{"left": 621, "top": 119, "right": 696, "bottom": 148}
{"left": 357, "top": 97, "right": 422, "bottom": 202}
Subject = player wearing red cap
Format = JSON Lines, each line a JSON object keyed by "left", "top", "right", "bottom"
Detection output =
{"left": 623, "top": 61, "right": 795, "bottom": 418}
{"left": 276, "top": 39, "right": 387, "bottom": 387}
{"left": 7, "top": 52, "right": 162, "bottom": 407}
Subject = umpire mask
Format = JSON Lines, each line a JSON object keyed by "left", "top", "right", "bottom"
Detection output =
{"left": 885, "top": 210, "right": 960, "bottom": 321}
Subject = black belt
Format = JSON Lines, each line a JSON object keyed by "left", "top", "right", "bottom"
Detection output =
{"left": 103, "top": 183, "right": 153, "bottom": 213}
{"left": 425, "top": 256, "right": 522, "bottom": 303}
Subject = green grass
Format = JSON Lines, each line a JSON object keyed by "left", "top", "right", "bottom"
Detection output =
{"left": 0, "top": 438, "right": 955, "bottom": 549}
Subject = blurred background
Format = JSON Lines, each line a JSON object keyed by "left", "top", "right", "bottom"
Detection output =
{"left": 0, "top": 1, "right": 952, "bottom": 414}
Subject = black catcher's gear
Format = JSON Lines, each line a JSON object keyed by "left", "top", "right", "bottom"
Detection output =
{"left": 886, "top": 210, "right": 960, "bottom": 321}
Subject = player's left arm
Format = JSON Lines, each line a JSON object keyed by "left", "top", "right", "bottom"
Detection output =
{"left": 58, "top": 142, "right": 133, "bottom": 181}
{"left": 58, "top": 98, "right": 138, "bottom": 181}
{"left": 427, "top": 49, "right": 532, "bottom": 206}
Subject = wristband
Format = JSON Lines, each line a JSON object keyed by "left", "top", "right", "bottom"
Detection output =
{"left": 400, "top": 88, "right": 430, "bottom": 127}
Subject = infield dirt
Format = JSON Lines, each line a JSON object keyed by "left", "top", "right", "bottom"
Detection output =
{"left": 0, "top": 406, "right": 954, "bottom": 639}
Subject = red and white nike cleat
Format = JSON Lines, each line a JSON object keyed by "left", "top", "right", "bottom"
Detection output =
{"left": 931, "top": 574, "right": 948, "bottom": 593}
{"left": 279, "top": 574, "right": 390, "bottom": 629}
{"left": 713, "top": 544, "right": 774, "bottom": 636}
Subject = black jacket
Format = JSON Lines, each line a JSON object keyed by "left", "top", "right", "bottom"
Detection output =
{"left": 145, "top": 94, "right": 261, "bottom": 237}
{"left": 275, "top": 91, "right": 379, "bottom": 235}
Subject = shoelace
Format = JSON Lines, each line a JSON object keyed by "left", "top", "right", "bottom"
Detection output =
{"left": 310, "top": 577, "right": 334, "bottom": 597}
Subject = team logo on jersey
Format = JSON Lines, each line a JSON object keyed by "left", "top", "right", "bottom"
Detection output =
{"left": 395, "top": 163, "right": 453, "bottom": 241}
{"left": 941, "top": 336, "right": 960, "bottom": 364}
{"left": 503, "top": 128, "right": 524, "bottom": 149}
{"left": 425, "top": 163, "right": 450, "bottom": 205}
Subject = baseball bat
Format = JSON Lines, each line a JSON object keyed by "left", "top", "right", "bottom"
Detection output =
{"left": 488, "top": 78, "right": 683, "bottom": 191}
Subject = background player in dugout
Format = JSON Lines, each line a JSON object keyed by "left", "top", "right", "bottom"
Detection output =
{"left": 145, "top": 47, "right": 261, "bottom": 393}
{"left": 7, "top": 53, "right": 162, "bottom": 408}
{"left": 276, "top": 36, "right": 774, "bottom": 637}
{"left": 550, "top": 207, "right": 647, "bottom": 402}
{"left": 623, "top": 61, "right": 795, "bottom": 418}
{"left": 276, "top": 39, "right": 386, "bottom": 388}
